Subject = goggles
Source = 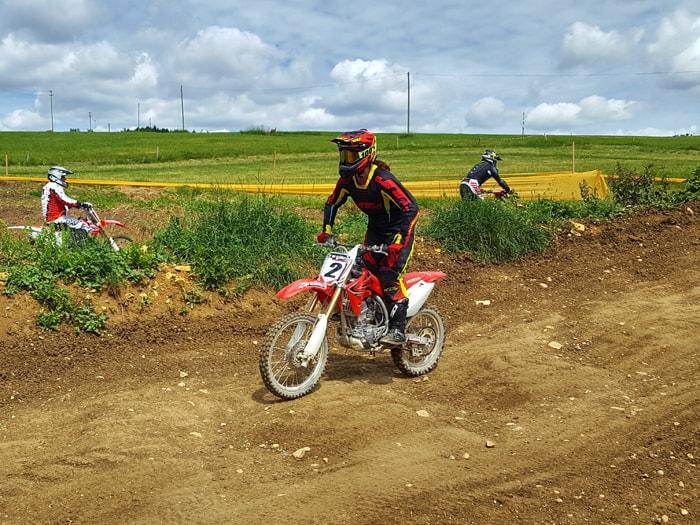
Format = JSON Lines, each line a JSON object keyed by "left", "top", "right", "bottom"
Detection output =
{"left": 338, "top": 145, "right": 375, "bottom": 165}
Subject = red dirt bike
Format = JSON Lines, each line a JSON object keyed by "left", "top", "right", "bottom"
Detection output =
{"left": 7, "top": 205, "right": 132, "bottom": 252}
{"left": 259, "top": 240, "right": 446, "bottom": 399}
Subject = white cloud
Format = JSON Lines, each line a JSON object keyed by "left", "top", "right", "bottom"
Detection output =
{"left": 647, "top": 10, "right": 700, "bottom": 89}
{"left": 579, "top": 95, "right": 635, "bottom": 120}
{"left": 528, "top": 102, "right": 581, "bottom": 127}
{"left": 466, "top": 97, "right": 506, "bottom": 128}
{"left": 527, "top": 96, "right": 635, "bottom": 129}
{"left": 0, "top": 34, "right": 130, "bottom": 88}
{"left": 561, "top": 21, "right": 641, "bottom": 66}
{"left": 174, "top": 26, "right": 281, "bottom": 84}
{"left": 0, "top": 109, "right": 47, "bottom": 131}
{"left": 329, "top": 59, "right": 408, "bottom": 114}
{"left": 1, "top": 0, "right": 100, "bottom": 42}
{"left": 128, "top": 54, "right": 158, "bottom": 91}
{"left": 325, "top": 59, "right": 436, "bottom": 122}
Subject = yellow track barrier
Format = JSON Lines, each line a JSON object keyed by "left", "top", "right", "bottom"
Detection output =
{"left": 1, "top": 169, "right": 683, "bottom": 200}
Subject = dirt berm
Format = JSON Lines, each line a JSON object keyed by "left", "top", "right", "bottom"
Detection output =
{"left": 1, "top": 204, "right": 698, "bottom": 524}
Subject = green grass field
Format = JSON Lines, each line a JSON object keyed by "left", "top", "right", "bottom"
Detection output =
{"left": 1, "top": 131, "right": 698, "bottom": 184}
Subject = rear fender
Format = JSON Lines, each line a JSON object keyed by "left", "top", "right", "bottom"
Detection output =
{"left": 277, "top": 278, "right": 331, "bottom": 300}
{"left": 101, "top": 219, "right": 126, "bottom": 228}
{"left": 404, "top": 271, "right": 446, "bottom": 288}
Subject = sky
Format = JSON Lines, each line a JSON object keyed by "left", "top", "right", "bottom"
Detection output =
{"left": 0, "top": 0, "right": 699, "bottom": 135}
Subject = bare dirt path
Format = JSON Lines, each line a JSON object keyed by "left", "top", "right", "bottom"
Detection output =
{"left": 1, "top": 202, "right": 698, "bottom": 525}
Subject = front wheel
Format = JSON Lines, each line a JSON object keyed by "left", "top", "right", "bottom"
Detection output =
{"left": 259, "top": 312, "right": 329, "bottom": 400}
{"left": 391, "top": 305, "right": 445, "bottom": 376}
{"left": 110, "top": 235, "right": 133, "bottom": 251}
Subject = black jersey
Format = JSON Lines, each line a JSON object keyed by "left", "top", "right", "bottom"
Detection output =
{"left": 323, "top": 163, "right": 419, "bottom": 242}
{"left": 466, "top": 160, "right": 511, "bottom": 192}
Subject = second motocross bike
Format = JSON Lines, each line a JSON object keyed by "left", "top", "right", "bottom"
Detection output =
{"left": 7, "top": 205, "right": 131, "bottom": 252}
{"left": 259, "top": 241, "right": 446, "bottom": 399}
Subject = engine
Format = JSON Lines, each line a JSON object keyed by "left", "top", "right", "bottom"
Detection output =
{"left": 337, "top": 296, "right": 388, "bottom": 350}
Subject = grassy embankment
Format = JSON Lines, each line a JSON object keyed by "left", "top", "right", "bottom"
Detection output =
{"left": 1, "top": 132, "right": 698, "bottom": 332}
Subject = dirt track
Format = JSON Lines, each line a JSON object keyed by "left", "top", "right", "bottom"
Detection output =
{"left": 1, "top": 201, "right": 698, "bottom": 524}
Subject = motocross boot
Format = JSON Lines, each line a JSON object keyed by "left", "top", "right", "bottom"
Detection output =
{"left": 380, "top": 299, "right": 408, "bottom": 346}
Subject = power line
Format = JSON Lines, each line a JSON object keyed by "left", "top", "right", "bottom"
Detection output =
{"left": 182, "top": 73, "right": 407, "bottom": 94}
{"left": 413, "top": 70, "right": 700, "bottom": 79}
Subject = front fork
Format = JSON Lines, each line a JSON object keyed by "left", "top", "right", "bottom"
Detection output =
{"left": 298, "top": 285, "right": 344, "bottom": 366}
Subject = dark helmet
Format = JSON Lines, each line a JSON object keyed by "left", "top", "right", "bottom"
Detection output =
{"left": 331, "top": 129, "right": 377, "bottom": 178}
{"left": 47, "top": 165, "right": 73, "bottom": 187}
{"left": 481, "top": 149, "right": 502, "bottom": 164}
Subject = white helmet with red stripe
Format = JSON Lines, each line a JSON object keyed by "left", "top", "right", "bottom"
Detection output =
{"left": 47, "top": 166, "right": 73, "bottom": 187}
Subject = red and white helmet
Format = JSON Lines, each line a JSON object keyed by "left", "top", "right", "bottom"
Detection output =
{"left": 331, "top": 129, "right": 376, "bottom": 178}
{"left": 47, "top": 165, "right": 73, "bottom": 187}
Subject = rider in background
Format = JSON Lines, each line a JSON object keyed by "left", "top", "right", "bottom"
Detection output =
{"left": 41, "top": 166, "right": 94, "bottom": 237}
{"left": 317, "top": 129, "right": 419, "bottom": 346}
{"left": 460, "top": 149, "right": 512, "bottom": 199}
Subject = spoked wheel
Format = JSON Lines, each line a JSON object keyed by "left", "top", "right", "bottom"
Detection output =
{"left": 259, "top": 312, "right": 329, "bottom": 400}
{"left": 391, "top": 305, "right": 445, "bottom": 376}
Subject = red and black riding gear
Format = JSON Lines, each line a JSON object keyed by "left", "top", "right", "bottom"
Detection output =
{"left": 322, "top": 161, "right": 419, "bottom": 302}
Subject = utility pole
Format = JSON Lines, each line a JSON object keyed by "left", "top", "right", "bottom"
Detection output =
{"left": 522, "top": 111, "right": 525, "bottom": 136}
{"left": 406, "top": 71, "right": 411, "bottom": 136}
{"left": 88, "top": 112, "right": 92, "bottom": 131}
{"left": 180, "top": 85, "right": 185, "bottom": 131}
{"left": 137, "top": 102, "right": 140, "bottom": 129}
{"left": 49, "top": 90, "right": 54, "bottom": 132}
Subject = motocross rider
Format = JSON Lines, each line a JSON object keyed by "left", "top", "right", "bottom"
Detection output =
{"left": 41, "top": 166, "right": 94, "bottom": 236}
{"left": 460, "top": 149, "right": 512, "bottom": 199}
{"left": 316, "top": 129, "right": 419, "bottom": 346}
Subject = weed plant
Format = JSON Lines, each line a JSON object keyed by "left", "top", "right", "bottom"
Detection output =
{"left": 425, "top": 199, "right": 551, "bottom": 263}
{"left": 608, "top": 164, "right": 676, "bottom": 208}
{"left": 152, "top": 194, "right": 318, "bottom": 289}
{"left": 524, "top": 198, "right": 621, "bottom": 224}
{"left": 1, "top": 227, "right": 156, "bottom": 332}
{"left": 676, "top": 166, "right": 700, "bottom": 202}
{"left": 3, "top": 265, "right": 107, "bottom": 333}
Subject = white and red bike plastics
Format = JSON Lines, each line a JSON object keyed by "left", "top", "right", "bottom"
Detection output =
{"left": 7, "top": 206, "right": 131, "bottom": 252}
{"left": 259, "top": 241, "right": 446, "bottom": 400}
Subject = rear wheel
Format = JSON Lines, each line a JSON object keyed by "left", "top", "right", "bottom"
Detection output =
{"left": 391, "top": 305, "right": 445, "bottom": 376}
{"left": 259, "top": 312, "right": 328, "bottom": 400}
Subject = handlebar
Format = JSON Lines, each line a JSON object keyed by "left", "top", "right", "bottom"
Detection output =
{"left": 483, "top": 189, "right": 518, "bottom": 199}
{"left": 361, "top": 244, "right": 388, "bottom": 256}
{"left": 318, "top": 238, "right": 388, "bottom": 255}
